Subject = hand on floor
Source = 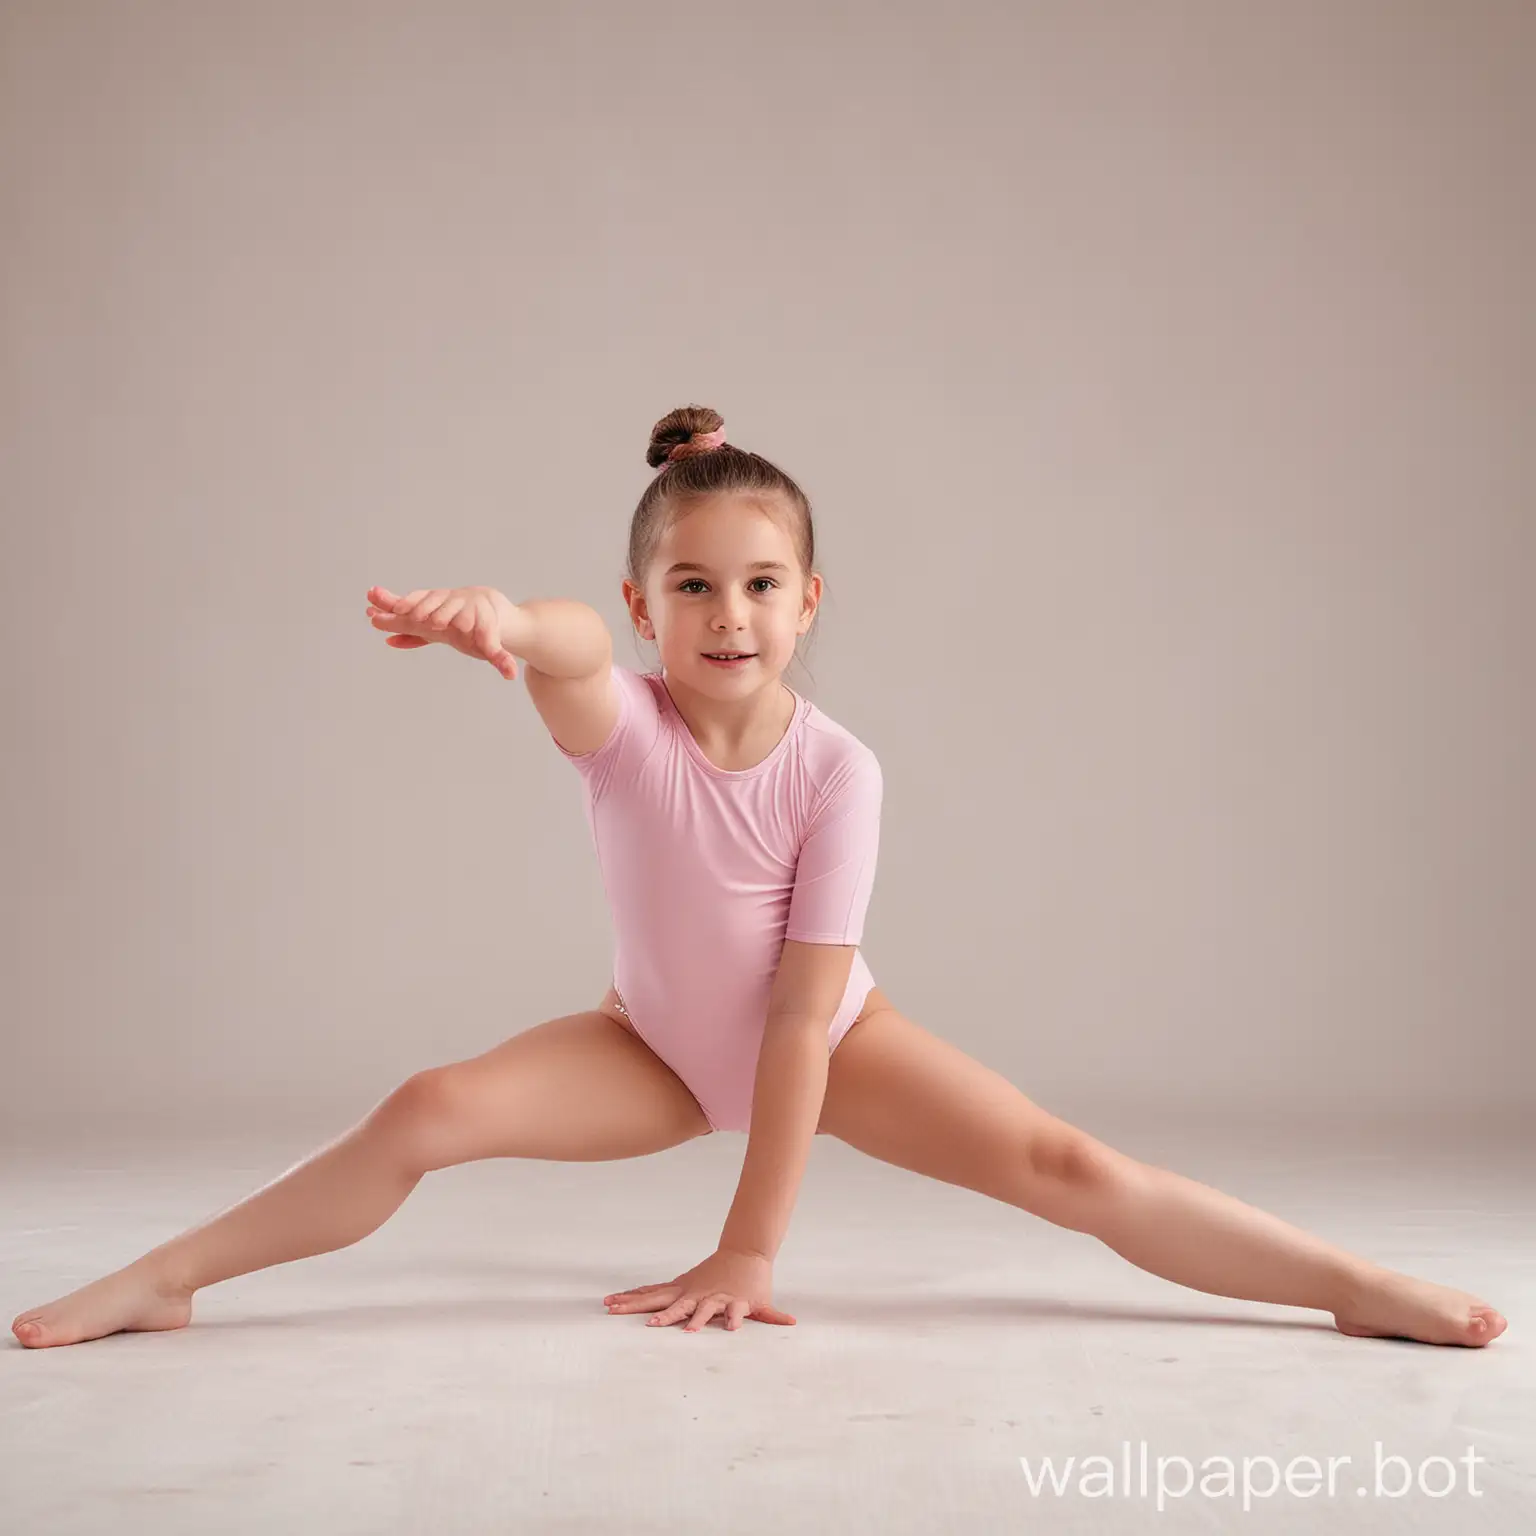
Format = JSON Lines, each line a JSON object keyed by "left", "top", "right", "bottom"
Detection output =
{"left": 603, "top": 1247, "right": 796, "bottom": 1331}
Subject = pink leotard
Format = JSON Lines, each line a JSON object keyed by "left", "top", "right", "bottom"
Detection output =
{"left": 553, "top": 665, "right": 882, "bottom": 1132}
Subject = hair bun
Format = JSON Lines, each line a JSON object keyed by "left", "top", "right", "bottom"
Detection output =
{"left": 647, "top": 405, "right": 727, "bottom": 470}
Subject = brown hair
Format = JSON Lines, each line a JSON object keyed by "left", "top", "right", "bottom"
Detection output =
{"left": 627, "top": 403, "right": 822, "bottom": 679}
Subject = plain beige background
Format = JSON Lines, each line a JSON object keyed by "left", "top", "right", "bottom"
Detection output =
{"left": 2, "top": 0, "right": 1531, "bottom": 1142}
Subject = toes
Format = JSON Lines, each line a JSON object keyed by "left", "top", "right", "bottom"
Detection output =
{"left": 1468, "top": 1306, "right": 1506, "bottom": 1343}
{"left": 1445, "top": 1305, "right": 1503, "bottom": 1346}
{"left": 13, "top": 1319, "right": 44, "bottom": 1346}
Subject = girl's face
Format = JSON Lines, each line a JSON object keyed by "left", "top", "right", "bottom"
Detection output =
{"left": 624, "top": 496, "right": 820, "bottom": 691}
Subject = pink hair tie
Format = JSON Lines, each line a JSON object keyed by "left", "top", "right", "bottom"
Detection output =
{"left": 658, "top": 425, "right": 727, "bottom": 469}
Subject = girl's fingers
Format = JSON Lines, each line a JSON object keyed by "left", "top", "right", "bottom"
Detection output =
{"left": 411, "top": 590, "right": 451, "bottom": 625}
{"left": 605, "top": 1286, "right": 675, "bottom": 1312}
{"left": 367, "top": 590, "right": 427, "bottom": 623}
{"left": 473, "top": 604, "right": 518, "bottom": 677}
{"left": 647, "top": 1296, "right": 700, "bottom": 1327}
{"left": 369, "top": 590, "right": 514, "bottom": 675}
{"left": 749, "top": 1304, "right": 797, "bottom": 1326}
{"left": 607, "top": 1287, "right": 780, "bottom": 1329}
{"left": 370, "top": 610, "right": 440, "bottom": 649}
{"left": 476, "top": 602, "right": 513, "bottom": 669}
{"left": 433, "top": 595, "right": 467, "bottom": 631}
{"left": 683, "top": 1296, "right": 726, "bottom": 1332}
{"left": 604, "top": 1283, "right": 671, "bottom": 1301}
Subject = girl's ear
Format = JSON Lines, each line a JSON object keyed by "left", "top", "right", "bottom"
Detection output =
{"left": 798, "top": 572, "right": 823, "bottom": 631}
{"left": 621, "top": 577, "right": 653, "bottom": 637}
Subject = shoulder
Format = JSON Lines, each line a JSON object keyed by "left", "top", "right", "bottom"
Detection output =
{"left": 553, "top": 663, "right": 666, "bottom": 792}
{"left": 801, "top": 696, "right": 879, "bottom": 768}
{"left": 613, "top": 664, "right": 667, "bottom": 745}
{"left": 798, "top": 700, "right": 883, "bottom": 809}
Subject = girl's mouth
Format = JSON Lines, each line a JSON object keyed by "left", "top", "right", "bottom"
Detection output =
{"left": 702, "top": 652, "right": 755, "bottom": 667}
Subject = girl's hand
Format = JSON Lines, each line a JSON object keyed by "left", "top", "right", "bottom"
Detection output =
{"left": 603, "top": 1248, "right": 796, "bottom": 1332}
{"left": 365, "top": 585, "right": 521, "bottom": 680}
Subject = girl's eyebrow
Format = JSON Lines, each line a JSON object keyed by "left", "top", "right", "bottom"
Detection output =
{"left": 664, "top": 561, "right": 789, "bottom": 575}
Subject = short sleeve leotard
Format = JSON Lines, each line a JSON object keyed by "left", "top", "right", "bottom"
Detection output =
{"left": 553, "top": 665, "right": 882, "bottom": 1132}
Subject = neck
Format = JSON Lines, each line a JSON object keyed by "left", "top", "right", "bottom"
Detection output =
{"left": 659, "top": 668, "right": 797, "bottom": 757}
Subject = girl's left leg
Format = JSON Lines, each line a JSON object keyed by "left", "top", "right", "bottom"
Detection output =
{"left": 818, "top": 999, "right": 1506, "bottom": 1347}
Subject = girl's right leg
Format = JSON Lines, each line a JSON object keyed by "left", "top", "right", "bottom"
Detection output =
{"left": 11, "top": 1008, "right": 711, "bottom": 1349}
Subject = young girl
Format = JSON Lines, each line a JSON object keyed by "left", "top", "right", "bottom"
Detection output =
{"left": 12, "top": 406, "right": 1507, "bottom": 1349}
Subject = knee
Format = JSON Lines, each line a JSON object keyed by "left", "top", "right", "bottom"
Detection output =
{"left": 1020, "top": 1130, "right": 1141, "bottom": 1228}
{"left": 367, "top": 1068, "right": 467, "bottom": 1171}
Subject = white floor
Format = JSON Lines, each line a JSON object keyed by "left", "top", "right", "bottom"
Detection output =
{"left": 3, "top": 1109, "right": 1532, "bottom": 1534}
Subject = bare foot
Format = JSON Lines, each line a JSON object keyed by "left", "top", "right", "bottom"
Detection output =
{"left": 1334, "top": 1266, "right": 1507, "bottom": 1347}
{"left": 11, "top": 1260, "right": 195, "bottom": 1349}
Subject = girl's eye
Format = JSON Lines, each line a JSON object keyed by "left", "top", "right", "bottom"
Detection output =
{"left": 677, "top": 578, "right": 777, "bottom": 594}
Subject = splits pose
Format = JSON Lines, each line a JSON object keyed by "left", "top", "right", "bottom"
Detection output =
{"left": 13, "top": 407, "right": 1506, "bottom": 1349}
